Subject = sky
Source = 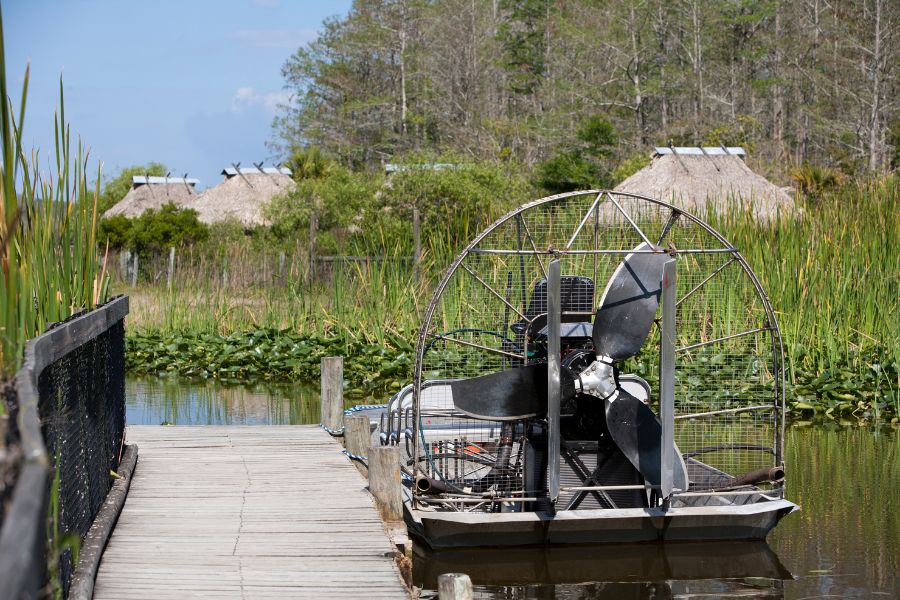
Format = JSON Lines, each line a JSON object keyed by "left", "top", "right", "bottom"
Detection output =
{"left": 5, "top": 0, "right": 352, "bottom": 189}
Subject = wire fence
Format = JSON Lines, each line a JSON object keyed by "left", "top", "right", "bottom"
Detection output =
{"left": 106, "top": 246, "right": 419, "bottom": 290}
{"left": 0, "top": 296, "right": 129, "bottom": 600}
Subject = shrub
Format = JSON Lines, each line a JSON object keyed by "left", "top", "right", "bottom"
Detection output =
{"left": 790, "top": 163, "right": 844, "bottom": 201}
{"left": 534, "top": 151, "right": 600, "bottom": 193}
{"left": 99, "top": 215, "right": 134, "bottom": 249}
{"left": 100, "top": 204, "right": 208, "bottom": 253}
{"left": 266, "top": 166, "right": 381, "bottom": 253}
{"left": 376, "top": 157, "right": 535, "bottom": 249}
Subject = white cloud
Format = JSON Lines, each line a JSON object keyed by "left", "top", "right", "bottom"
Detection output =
{"left": 262, "top": 90, "right": 291, "bottom": 113}
{"left": 230, "top": 87, "right": 291, "bottom": 115}
{"left": 232, "top": 29, "right": 317, "bottom": 49}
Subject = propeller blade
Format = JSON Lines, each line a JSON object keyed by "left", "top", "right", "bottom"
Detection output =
{"left": 604, "top": 389, "right": 687, "bottom": 490}
{"left": 593, "top": 242, "right": 668, "bottom": 360}
{"left": 449, "top": 363, "right": 576, "bottom": 421}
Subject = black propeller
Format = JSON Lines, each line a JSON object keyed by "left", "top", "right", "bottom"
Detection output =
{"left": 451, "top": 363, "right": 576, "bottom": 421}
{"left": 448, "top": 242, "right": 686, "bottom": 489}
{"left": 450, "top": 242, "right": 666, "bottom": 419}
{"left": 593, "top": 243, "right": 667, "bottom": 360}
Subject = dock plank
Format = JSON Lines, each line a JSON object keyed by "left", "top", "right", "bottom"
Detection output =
{"left": 94, "top": 425, "right": 408, "bottom": 599}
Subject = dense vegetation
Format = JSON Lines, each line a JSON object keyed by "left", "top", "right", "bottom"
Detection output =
{"left": 0, "top": 23, "right": 108, "bottom": 380}
{"left": 272, "top": 0, "right": 898, "bottom": 177}
{"left": 101, "top": 203, "right": 208, "bottom": 255}
{"left": 122, "top": 167, "right": 899, "bottom": 421}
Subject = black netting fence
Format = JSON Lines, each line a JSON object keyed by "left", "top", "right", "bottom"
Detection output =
{"left": 0, "top": 297, "right": 128, "bottom": 600}
{"left": 38, "top": 317, "right": 126, "bottom": 597}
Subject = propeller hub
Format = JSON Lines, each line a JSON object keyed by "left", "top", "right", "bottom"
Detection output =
{"left": 576, "top": 357, "right": 617, "bottom": 400}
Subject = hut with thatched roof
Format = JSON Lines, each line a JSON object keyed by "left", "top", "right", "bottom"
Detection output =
{"left": 190, "top": 165, "right": 294, "bottom": 227}
{"left": 614, "top": 147, "right": 796, "bottom": 219}
{"left": 103, "top": 176, "right": 200, "bottom": 219}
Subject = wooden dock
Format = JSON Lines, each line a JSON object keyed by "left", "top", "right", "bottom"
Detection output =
{"left": 94, "top": 426, "right": 409, "bottom": 599}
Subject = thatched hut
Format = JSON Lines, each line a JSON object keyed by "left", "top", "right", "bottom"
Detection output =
{"left": 103, "top": 176, "right": 200, "bottom": 219}
{"left": 614, "top": 147, "right": 796, "bottom": 219}
{"left": 190, "top": 166, "right": 294, "bottom": 227}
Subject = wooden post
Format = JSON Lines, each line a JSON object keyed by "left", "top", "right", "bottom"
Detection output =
{"left": 369, "top": 446, "right": 402, "bottom": 521}
{"left": 278, "top": 251, "right": 285, "bottom": 279}
{"left": 320, "top": 356, "right": 343, "bottom": 432}
{"left": 343, "top": 414, "right": 370, "bottom": 476}
{"left": 413, "top": 207, "right": 421, "bottom": 283}
{"left": 438, "top": 573, "right": 473, "bottom": 600}
{"left": 166, "top": 246, "right": 176, "bottom": 290}
{"left": 119, "top": 250, "right": 130, "bottom": 282}
{"left": 131, "top": 251, "right": 138, "bottom": 287}
{"left": 308, "top": 211, "right": 318, "bottom": 278}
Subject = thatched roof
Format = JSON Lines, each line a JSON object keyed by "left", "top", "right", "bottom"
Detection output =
{"left": 103, "top": 176, "right": 200, "bottom": 219}
{"left": 614, "top": 147, "right": 796, "bottom": 219}
{"left": 190, "top": 167, "right": 295, "bottom": 227}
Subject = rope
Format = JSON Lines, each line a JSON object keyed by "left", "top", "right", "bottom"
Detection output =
{"left": 320, "top": 404, "right": 386, "bottom": 436}
{"left": 342, "top": 449, "right": 368, "bottom": 466}
{"left": 344, "top": 404, "right": 387, "bottom": 413}
{"left": 320, "top": 423, "right": 345, "bottom": 437}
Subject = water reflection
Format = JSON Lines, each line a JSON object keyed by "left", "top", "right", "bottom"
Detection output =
{"left": 125, "top": 377, "right": 898, "bottom": 598}
{"left": 125, "top": 376, "right": 320, "bottom": 425}
{"left": 769, "top": 424, "right": 899, "bottom": 598}
{"left": 414, "top": 541, "right": 790, "bottom": 599}
{"left": 414, "top": 425, "right": 899, "bottom": 599}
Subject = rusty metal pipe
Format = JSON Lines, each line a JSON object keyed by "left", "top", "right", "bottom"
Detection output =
{"left": 415, "top": 476, "right": 453, "bottom": 495}
{"left": 699, "top": 465, "right": 785, "bottom": 492}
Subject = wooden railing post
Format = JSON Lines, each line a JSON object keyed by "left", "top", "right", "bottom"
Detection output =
{"left": 320, "top": 356, "right": 343, "bottom": 432}
{"left": 368, "top": 446, "right": 402, "bottom": 521}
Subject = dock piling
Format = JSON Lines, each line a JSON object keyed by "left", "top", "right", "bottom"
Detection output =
{"left": 438, "top": 573, "right": 473, "bottom": 600}
{"left": 344, "top": 414, "right": 370, "bottom": 476}
{"left": 320, "top": 356, "right": 344, "bottom": 432}
{"left": 369, "top": 446, "right": 403, "bottom": 521}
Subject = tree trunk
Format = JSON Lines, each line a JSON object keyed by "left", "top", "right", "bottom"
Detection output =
{"left": 629, "top": 5, "right": 645, "bottom": 145}
{"left": 772, "top": 1, "right": 784, "bottom": 160}
{"left": 867, "top": 0, "right": 883, "bottom": 171}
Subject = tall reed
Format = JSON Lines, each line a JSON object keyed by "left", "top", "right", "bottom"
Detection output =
{"left": 0, "top": 7, "right": 109, "bottom": 379}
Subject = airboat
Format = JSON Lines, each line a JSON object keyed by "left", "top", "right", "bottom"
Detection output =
{"left": 363, "top": 190, "right": 797, "bottom": 548}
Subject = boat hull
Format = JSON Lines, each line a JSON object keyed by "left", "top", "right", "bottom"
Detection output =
{"left": 405, "top": 499, "right": 798, "bottom": 549}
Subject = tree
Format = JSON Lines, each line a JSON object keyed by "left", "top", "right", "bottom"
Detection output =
{"left": 97, "top": 163, "right": 167, "bottom": 214}
{"left": 270, "top": 0, "right": 899, "bottom": 177}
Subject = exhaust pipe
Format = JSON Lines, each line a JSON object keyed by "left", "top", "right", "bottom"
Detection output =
{"left": 415, "top": 476, "right": 453, "bottom": 495}
{"left": 700, "top": 465, "right": 785, "bottom": 491}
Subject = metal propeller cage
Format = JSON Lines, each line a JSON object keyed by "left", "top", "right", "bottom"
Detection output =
{"left": 410, "top": 191, "right": 785, "bottom": 512}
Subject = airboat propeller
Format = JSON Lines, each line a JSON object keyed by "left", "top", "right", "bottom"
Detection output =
{"left": 450, "top": 242, "right": 687, "bottom": 498}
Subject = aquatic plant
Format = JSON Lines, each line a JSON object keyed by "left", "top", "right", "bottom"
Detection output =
{"left": 0, "top": 7, "right": 109, "bottom": 381}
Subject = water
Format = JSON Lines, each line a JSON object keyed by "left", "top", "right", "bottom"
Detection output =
{"left": 125, "top": 376, "right": 321, "bottom": 425}
{"left": 127, "top": 378, "right": 898, "bottom": 598}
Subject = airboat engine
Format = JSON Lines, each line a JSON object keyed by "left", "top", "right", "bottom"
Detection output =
{"left": 388, "top": 190, "right": 797, "bottom": 547}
